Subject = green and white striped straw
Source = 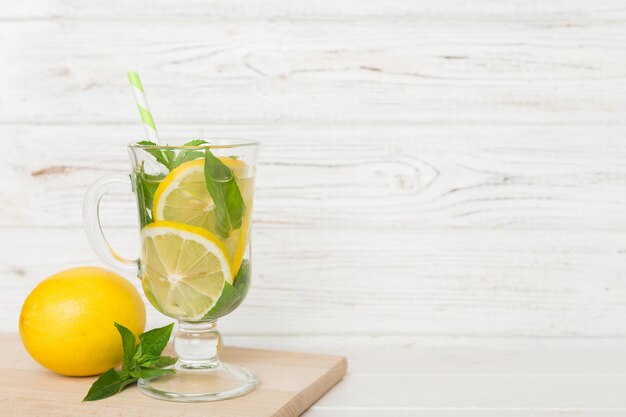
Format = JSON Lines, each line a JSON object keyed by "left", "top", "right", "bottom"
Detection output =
{"left": 127, "top": 71, "right": 160, "bottom": 143}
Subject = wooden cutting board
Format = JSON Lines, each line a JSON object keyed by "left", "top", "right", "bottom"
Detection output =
{"left": 0, "top": 333, "right": 347, "bottom": 417}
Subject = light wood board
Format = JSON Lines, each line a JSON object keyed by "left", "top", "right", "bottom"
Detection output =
{"left": 0, "top": 333, "right": 347, "bottom": 417}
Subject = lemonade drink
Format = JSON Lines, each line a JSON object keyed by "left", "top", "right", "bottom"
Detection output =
{"left": 85, "top": 139, "right": 260, "bottom": 401}
{"left": 130, "top": 142, "right": 256, "bottom": 322}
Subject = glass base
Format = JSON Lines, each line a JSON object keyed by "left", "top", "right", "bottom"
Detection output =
{"left": 138, "top": 362, "right": 259, "bottom": 402}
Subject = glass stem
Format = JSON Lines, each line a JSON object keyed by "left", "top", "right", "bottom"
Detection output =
{"left": 174, "top": 320, "right": 222, "bottom": 370}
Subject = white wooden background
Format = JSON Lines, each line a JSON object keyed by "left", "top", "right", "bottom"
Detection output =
{"left": 2, "top": 1, "right": 626, "bottom": 414}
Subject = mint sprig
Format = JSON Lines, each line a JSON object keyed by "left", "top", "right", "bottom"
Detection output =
{"left": 133, "top": 166, "right": 163, "bottom": 226}
{"left": 204, "top": 149, "right": 245, "bottom": 238}
{"left": 83, "top": 322, "right": 176, "bottom": 402}
{"left": 169, "top": 139, "right": 209, "bottom": 169}
{"left": 138, "top": 139, "right": 208, "bottom": 171}
{"left": 137, "top": 140, "right": 175, "bottom": 169}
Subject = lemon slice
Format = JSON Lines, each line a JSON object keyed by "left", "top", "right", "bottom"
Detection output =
{"left": 227, "top": 216, "right": 251, "bottom": 276}
{"left": 153, "top": 159, "right": 217, "bottom": 232}
{"left": 140, "top": 221, "right": 233, "bottom": 321}
{"left": 152, "top": 157, "right": 254, "bottom": 274}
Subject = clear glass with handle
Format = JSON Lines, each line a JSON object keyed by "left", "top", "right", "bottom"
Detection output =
{"left": 83, "top": 138, "right": 259, "bottom": 402}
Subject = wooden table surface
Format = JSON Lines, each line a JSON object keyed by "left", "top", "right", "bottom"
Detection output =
{"left": 8, "top": 333, "right": 625, "bottom": 416}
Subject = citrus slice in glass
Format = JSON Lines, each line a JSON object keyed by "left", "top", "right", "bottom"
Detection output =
{"left": 140, "top": 221, "right": 233, "bottom": 321}
{"left": 152, "top": 159, "right": 217, "bottom": 232}
{"left": 152, "top": 157, "right": 253, "bottom": 274}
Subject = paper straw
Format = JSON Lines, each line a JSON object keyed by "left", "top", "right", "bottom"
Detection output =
{"left": 127, "top": 71, "right": 160, "bottom": 144}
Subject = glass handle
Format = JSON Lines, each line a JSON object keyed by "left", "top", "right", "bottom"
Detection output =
{"left": 83, "top": 174, "right": 139, "bottom": 275}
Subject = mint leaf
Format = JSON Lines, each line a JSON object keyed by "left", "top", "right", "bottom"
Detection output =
{"left": 204, "top": 149, "right": 245, "bottom": 238}
{"left": 203, "top": 259, "right": 251, "bottom": 320}
{"left": 132, "top": 342, "right": 143, "bottom": 365}
{"left": 170, "top": 150, "right": 204, "bottom": 170}
{"left": 183, "top": 139, "right": 209, "bottom": 146}
{"left": 140, "top": 356, "right": 177, "bottom": 368}
{"left": 137, "top": 140, "right": 173, "bottom": 168}
{"left": 170, "top": 139, "right": 209, "bottom": 169}
{"left": 138, "top": 139, "right": 209, "bottom": 171}
{"left": 84, "top": 323, "right": 177, "bottom": 401}
{"left": 138, "top": 322, "right": 174, "bottom": 357}
{"left": 153, "top": 356, "right": 177, "bottom": 367}
{"left": 114, "top": 323, "right": 136, "bottom": 372}
{"left": 233, "top": 258, "right": 251, "bottom": 288}
{"left": 83, "top": 368, "right": 136, "bottom": 401}
{"left": 133, "top": 165, "right": 164, "bottom": 227}
{"left": 203, "top": 281, "right": 239, "bottom": 320}
{"left": 137, "top": 367, "right": 175, "bottom": 380}
{"left": 164, "top": 149, "right": 175, "bottom": 167}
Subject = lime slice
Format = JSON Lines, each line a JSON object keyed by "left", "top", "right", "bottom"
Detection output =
{"left": 152, "top": 157, "right": 254, "bottom": 274}
{"left": 140, "top": 221, "right": 233, "bottom": 321}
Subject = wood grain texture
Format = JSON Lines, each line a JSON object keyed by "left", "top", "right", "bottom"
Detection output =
{"left": 2, "top": 124, "right": 626, "bottom": 230}
{"left": 1, "top": 16, "right": 625, "bottom": 124}
{"left": 1, "top": 0, "right": 625, "bottom": 20}
{"left": 2, "top": 226, "right": 626, "bottom": 341}
{"left": 0, "top": 334, "right": 347, "bottom": 417}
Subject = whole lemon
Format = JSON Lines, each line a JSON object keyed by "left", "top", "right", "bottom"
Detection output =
{"left": 19, "top": 267, "right": 146, "bottom": 376}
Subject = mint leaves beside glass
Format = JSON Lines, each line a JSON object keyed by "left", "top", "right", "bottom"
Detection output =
{"left": 83, "top": 322, "right": 176, "bottom": 401}
{"left": 204, "top": 149, "right": 245, "bottom": 238}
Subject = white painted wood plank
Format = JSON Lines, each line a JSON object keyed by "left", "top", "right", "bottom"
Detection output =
{"left": 2, "top": 0, "right": 625, "bottom": 20}
{"left": 2, "top": 124, "right": 626, "bottom": 230}
{"left": 1, "top": 0, "right": 625, "bottom": 357}
{"left": 1, "top": 19, "right": 625, "bottom": 124}
{"left": 2, "top": 227, "right": 626, "bottom": 342}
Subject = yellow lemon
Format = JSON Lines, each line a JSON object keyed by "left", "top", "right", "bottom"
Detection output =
{"left": 19, "top": 267, "right": 146, "bottom": 376}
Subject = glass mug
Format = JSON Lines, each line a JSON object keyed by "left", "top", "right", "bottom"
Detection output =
{"left": 83, "top": 139, "right": 259, "bottom": 401}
